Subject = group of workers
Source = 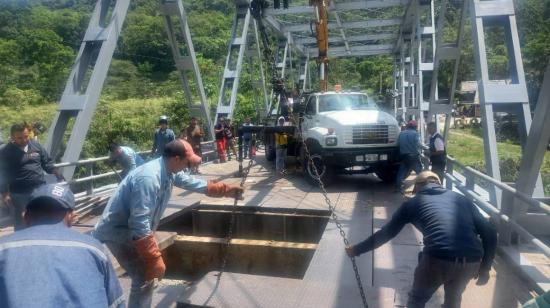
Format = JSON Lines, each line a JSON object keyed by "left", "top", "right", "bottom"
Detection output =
{"left": 0, "top": 120, "right": 243, "bottom": 308}
{"left": 0, "top": 115, "right": 547, "bottom": 308}
{"left": 214, "top": 117, "right": 256, "bottom": 163}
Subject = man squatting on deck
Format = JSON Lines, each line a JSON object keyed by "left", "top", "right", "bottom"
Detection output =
{"left": 347, "top": 171, "right": 497, "bottom": 308}
{"left": 0, "top": 184, "right": 124, "bottom": 308}
{"left": 93, "top": 139, "right": 244, "bottom": 308}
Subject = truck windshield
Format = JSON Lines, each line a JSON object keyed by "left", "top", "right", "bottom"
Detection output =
{"left": 318, "top": 94, "right": 377, "bottom": 112}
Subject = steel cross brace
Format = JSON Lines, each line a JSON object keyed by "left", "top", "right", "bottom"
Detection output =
{"left": 160, "top": 0, "right": 214, "bottom": 140}
{"left": 45, "top": 0, "right": 213, "bottom": 179}
{"left": 214, "top": 6, "right": 252, "bottom": 124}
{"left": 428, "top": 0, "right": 469, "bottom": 144}
{"left": 470, "top": 0, "right": 543, "bottom": 210}
{"left": 45, "top": 0, "right": 132, "bottom": 179}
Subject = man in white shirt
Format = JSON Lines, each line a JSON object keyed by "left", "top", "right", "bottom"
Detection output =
{"left": 427, "top": 122, "right": 446, "bottom": 183}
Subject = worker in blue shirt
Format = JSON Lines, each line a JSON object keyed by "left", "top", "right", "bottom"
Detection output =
{"left": 0, "top": 184, "right": 124, "bottom": 308}
{"left": 346, "top": 171, "right": 497, "bottom": 308}
{"left": 152, "top": 115, "right": 176, "bottom": 157}
{"left": 395, "top": 120, "right": 423, "bottom": 192}
{"left": 108, "top": 143, "right": 144, "bottom": 178}
{"left": 93, "top": 139, "right": 244, "bottom": 307}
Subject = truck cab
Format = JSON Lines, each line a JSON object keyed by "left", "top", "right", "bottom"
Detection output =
{"left": 298, "top": 91, "right": 400, "bottom": 183}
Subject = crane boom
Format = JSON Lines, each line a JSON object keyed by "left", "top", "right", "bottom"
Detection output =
{"left": 311, "top": 0, "right": 330, "bottom": 92}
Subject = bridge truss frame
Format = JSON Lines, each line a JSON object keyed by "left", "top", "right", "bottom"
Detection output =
{"left": 46, "top": 0, "right": 547, "bottom": 214}
{"left": 45, "top": 0, "right": 215, "bottom": 179}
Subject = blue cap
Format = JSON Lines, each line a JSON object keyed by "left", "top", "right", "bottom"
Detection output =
{"left": 27, "top": 184, "right": 75, "bottom": 211}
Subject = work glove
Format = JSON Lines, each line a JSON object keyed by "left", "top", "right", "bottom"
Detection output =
{"left": 475, "top": 270, "right": 490, "bottom": 286}
{"left": 206, "top": 180, "right": 244, "bottom": 199}
{"left": 133, "top": 234, "right": 166, "bottom": 282}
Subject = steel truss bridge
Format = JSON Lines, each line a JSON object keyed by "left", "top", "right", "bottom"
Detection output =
{"left": 8, "top": 0, "right": 549, "bottom": 302}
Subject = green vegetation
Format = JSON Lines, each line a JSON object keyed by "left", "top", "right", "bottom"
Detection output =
{"left": 448, "top": 130, "right": 550, "bottom": 194}
{"left": 1, "top": 97, "right": 169, "bottom": 151}
{"left": 0, "top": 0, "right": 549, "bottom": 194}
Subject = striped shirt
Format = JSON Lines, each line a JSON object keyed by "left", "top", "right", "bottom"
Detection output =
{"left": 0, "top": 222, "right": 124, "bottom": 308}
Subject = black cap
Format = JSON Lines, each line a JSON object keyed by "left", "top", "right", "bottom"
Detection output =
{"left": 27, "top": 184, "right": 75, "bottom": 211}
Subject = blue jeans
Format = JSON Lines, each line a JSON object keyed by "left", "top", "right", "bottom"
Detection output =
{"left": 106, "top": 241, "right": 153, "bottom": 308}
{"left": 276, "top": 146, "right": 287, "bottom": 172}
{"left": 395, "top": 154, "right": 423, "bottom": 188}
{"left": 11, "top": 193, "right": 32, "bottom": 231}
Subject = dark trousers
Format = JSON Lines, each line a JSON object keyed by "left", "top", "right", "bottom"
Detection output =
{"left": 408, "top": 253, "right": 480, "bottom": 308}
{"left": 431, "top": 160, "right": 446, "bottom": 183}
{"left": 396, "top": 154, "right": 423, "bottom": 188}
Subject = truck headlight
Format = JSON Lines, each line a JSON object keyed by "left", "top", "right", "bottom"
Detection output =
{"left": 380, "top": 154, "right": 388, "bottom": 161}
{"left": 325, "top": 137, "right": 337, "bottom": 146}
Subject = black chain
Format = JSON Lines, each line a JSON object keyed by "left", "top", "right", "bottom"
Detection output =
{"left": 299, "top": 127, "right": 369, "bottom": 308}
{"left": 219, "top": 156, "right": 254, "bottom": 274}
{"left": 203, "top": 155, "right": 255, "bottom": 305}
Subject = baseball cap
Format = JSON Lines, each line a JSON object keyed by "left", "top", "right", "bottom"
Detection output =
{"left": 163, "top": 140, "right": 202, "bottom": 165}
{"left": 27, "top": 184, "right": 75, "bottom": 211}
{"left": 414, "top": 171, "right": 441, "bottom": 186}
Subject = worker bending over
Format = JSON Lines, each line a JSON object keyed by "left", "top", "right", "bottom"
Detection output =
{"left": 0, "top": 184, "right": 124, "bottom": 308}
{"left": 395, "top": 120, "right": 423, "bottom": 192}
{"left": 347, "top": 171, "right": 497, "bottom": 308}
{"left": 93, "top": 140, "right": 244, "bottom": 307}
{"left": 108, "top": 143, "right": 144, "bottom": 178}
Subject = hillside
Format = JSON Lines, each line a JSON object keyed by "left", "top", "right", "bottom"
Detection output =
{"left": 0, "top": 0, "right": 549, "bottom": 193}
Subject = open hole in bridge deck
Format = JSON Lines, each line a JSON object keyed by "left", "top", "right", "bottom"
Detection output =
{"left": 158, "top": 205, "right": 330, "bottom": 280}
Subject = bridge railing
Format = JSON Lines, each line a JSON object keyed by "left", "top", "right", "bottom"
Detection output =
{"left": 445, "top": 156, "right": 550, "bottom": 258}
{"left": 51, "top": 140, "right": 217, "bottom": 216}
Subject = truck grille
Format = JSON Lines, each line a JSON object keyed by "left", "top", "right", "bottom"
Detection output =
{"left": 348, "top": 124, "right": 389, "bottom": 144}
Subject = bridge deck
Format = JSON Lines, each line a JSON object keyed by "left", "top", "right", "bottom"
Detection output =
{"left": 142, "top": 155, "right": 534, "bottom": 307}
{"left": 0, "top": 154, "right": 541, "bottom": 307}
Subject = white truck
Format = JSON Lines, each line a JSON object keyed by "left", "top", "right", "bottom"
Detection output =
{"left": 266, "top": 91, "right": 401, "bottom": 184}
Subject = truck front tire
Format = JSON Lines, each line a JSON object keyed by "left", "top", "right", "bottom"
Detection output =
{"left": 300, "top": 146, "right": 334, "bottom": 186}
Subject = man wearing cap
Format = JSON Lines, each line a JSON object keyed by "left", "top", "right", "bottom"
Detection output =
{"left": 152, "top": 115, "right": 176, "bottom": 157}
{"left": 0, "top": 123, "right": 65, "bottom": 231}
{"left": 346, "top": 171, "right": 497, "bottom": 308}
{"left": 93, "top": 139, "right": 244, "bottom": 307}
{"left": 0, "top": 184, "right": 124, "bottom": 308}
{"left": 395, "top": 120, "right": 423, "bottom": 192}
{"left": 108, "top": 142, "right": 145, "bottom": 178}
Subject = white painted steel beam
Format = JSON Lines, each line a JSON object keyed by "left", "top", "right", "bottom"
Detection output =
{"left": 333, "top": 12, "right": 350, "bottom": 54}
{"left": 264, "top": 0, "right": 408, "bottom": 16}
{"left": 46, "top": 0, "right": 131, "bottom": 179}
{"left": 515, "top": 61, "right": 550, "bottom": 211}
{"left": 308, "top": 44, "right": 394, "bottom": 57}
{"left": 295, "top": 33, "right": 397, "bottom": 45}
{"left": 285, "top": 18, "right": 402, "bottom": 33}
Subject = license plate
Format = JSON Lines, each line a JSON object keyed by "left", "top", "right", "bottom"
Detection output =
{"left": 365, "top": 154, "right": 378, "bottom": 162}
{"left": 355, "top": 155, "right": 364, "bottom": 162}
